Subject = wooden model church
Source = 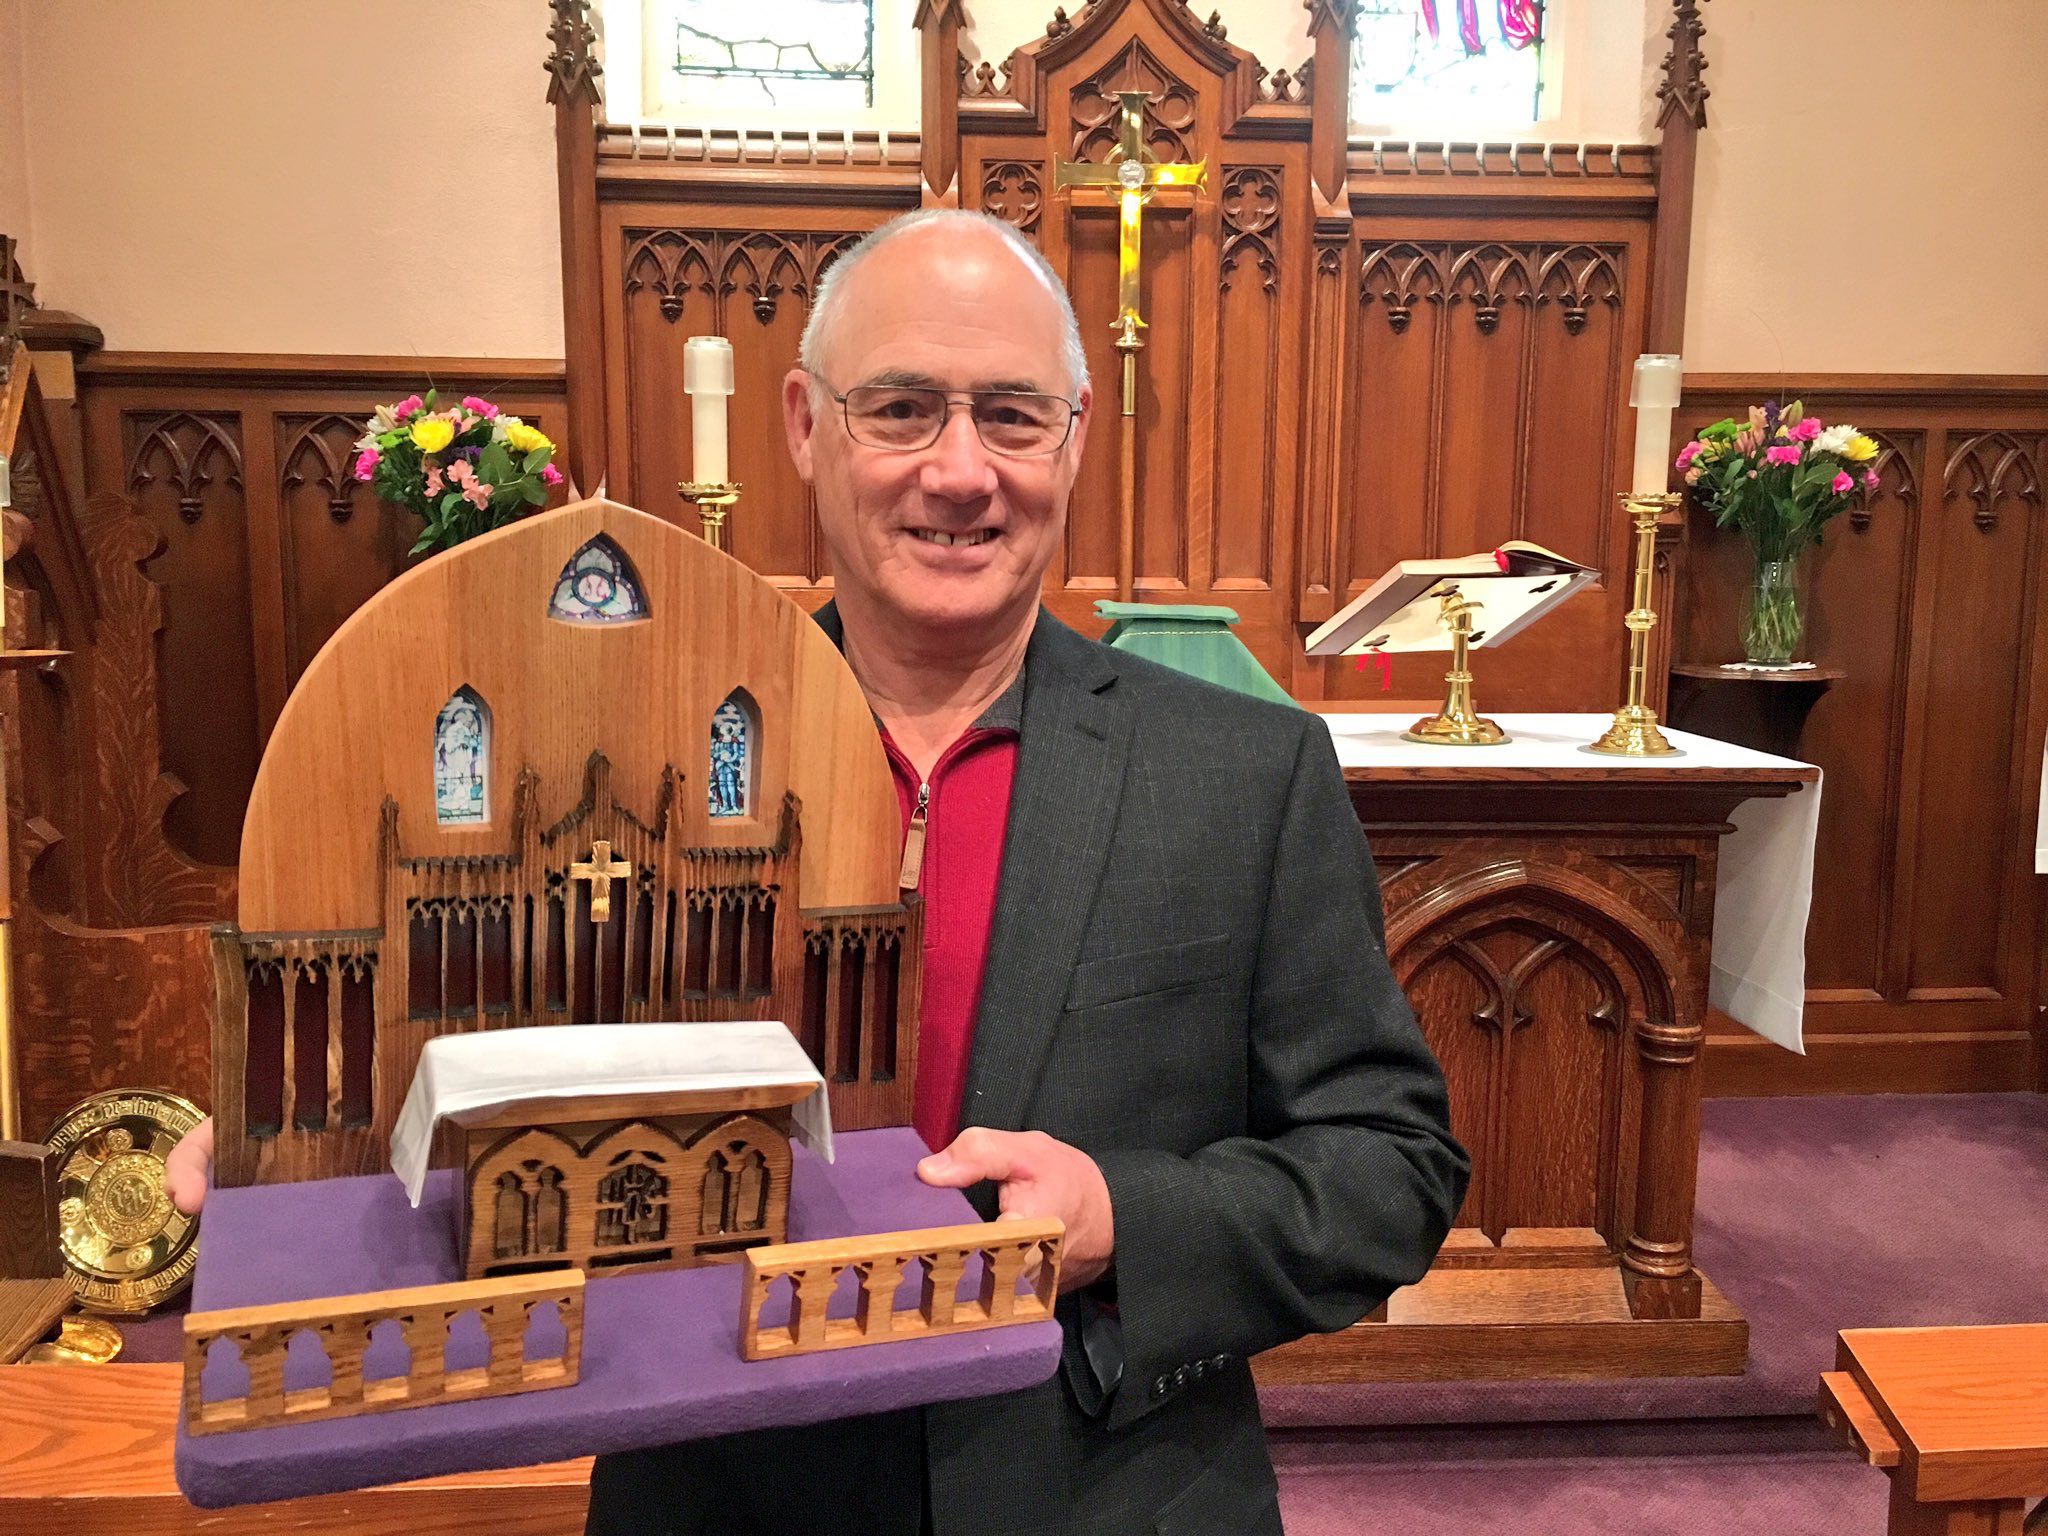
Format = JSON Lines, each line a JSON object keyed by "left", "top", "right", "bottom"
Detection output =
{"left": 208, "top": 497, "right": 921, "bottom": 1193}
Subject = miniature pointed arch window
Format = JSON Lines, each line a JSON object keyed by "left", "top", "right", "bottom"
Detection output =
{"left": 708, "top": 688, "right": 758, "bottom": 819}
{"left": 434, "top": 686, "right": 491, "bottom": 826}
{"left": 549, "top": 534, "right": 649, "bottom": 624}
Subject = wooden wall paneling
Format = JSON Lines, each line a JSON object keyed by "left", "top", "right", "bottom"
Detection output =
{"left": 548, "top": 0, "right": 610, "bottom": 499}
{"left": 75, "top": 357, "right": 568, "bottom": 866}
{"left": 600, "top": 205, "right": 892, "bottom": 592}
{"left": 1674, "top": 378, "right": 2047, "bottom": 1094}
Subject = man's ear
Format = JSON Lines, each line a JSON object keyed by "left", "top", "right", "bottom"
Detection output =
{"left": 781, "top": 368, "right": 818, "bottom": 483}
{"left": 1067, "top": 378, "right": 1094, "bottom": 467}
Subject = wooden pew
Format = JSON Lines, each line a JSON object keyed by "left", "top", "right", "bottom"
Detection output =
{"left": 1820, "top": 1324, "right": 2048, "bottom": 1535}
{"left": 0, "top": 1361, "right": 590, "bottom": 1534}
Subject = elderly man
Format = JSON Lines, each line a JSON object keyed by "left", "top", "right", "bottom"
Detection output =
{"left": 169, "top": 209, "right": 1465, "bottom": 1536}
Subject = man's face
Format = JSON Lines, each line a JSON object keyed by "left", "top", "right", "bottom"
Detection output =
{"left": 782, "top": 225, "right": 1091, "bottom": 639}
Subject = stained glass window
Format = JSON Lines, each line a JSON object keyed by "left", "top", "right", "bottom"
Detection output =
{"left": 1351, "top": 0, "right": 1545, "bottom": 134}
{"left": 708, "top": 691, "right": 755, "bottom": 819}
{"left": 434, "top": 687, "right": 490, "bottom": 826}
{"left": 549, "top": 535, "right": 649, "bottom": 624}
{"left": 669, "top": 0, "right": 875, "bottom": 112}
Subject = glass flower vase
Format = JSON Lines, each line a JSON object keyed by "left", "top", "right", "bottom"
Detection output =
{"left": 1741, "top": 555, "right": 1805, "bottom": 666}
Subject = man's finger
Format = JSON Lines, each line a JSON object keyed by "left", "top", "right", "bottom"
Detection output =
{"left": 163, "top": 1117, "right": 215, "bottom": 1216}
{"left": 917, "top": 1127, "right": 1024, "bottom": 1189}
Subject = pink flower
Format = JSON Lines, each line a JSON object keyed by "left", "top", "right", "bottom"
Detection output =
{"left": 460, "top": 395, "right": 499, "bottom": 420}
{"left": 1831, "top": 470, "right": 1854, "bottom": 494}
{"left": 1676, "top": 440, "right": 1703, "bottom": 470}
{"left": 540, "top": 462, "right": 564, "bottom": 487}
{"left": 1790, "top": 417, "right": 1822, "bottom": 442}
{"left": 424, "top": 464, "right": 444, "bottom": 496}
{"left": 352, "top": 448, "right": 380, "bottom": 481}
{"left": 1765, "top": 445, "right": 1802, "bottom": 466}
{"left": 446, "top": 458, "right": 494, "bottom": 511}
{"left": 1861, "top": 467, "right": 1880, "bottom": 490}
{"left": 394, "top": 394, "right": 424, "bottom": 420}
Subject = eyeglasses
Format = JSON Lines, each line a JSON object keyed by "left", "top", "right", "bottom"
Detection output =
{"left": 813, "top": 376, "right": 1078, "bottom": 458}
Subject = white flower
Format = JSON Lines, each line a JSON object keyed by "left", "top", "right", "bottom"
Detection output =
{"left": 1814, "top": 423, "right": 1855, "bottom": 454}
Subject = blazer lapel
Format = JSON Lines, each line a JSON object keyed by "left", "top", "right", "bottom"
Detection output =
{"left": 963, "top": 611, "right": 1132, "bottom": 1133}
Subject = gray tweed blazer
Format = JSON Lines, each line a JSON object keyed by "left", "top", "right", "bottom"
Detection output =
{"left": 587, "top": 608, "right": 1467, "bottom": 1536}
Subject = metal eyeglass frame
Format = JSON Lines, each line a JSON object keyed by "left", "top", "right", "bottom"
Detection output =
{"left": 807, "top": 372, "right": 1079, "bottom": 458}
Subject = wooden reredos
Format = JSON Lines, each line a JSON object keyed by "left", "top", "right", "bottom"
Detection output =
{"left": 211, "top": 497, "right": 920, "bottom": 1187}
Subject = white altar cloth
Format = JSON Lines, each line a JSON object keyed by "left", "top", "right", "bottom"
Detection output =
{"left": 1319, "top": 712, "right": 1819, "bottom": 1053}
{"left": 390, "top": 1020, "right": 833, "bottom": 1206}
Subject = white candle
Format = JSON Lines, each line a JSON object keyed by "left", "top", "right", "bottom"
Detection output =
{"left": 1628, "top": 353, "right": 1683, "bottom": 494}
{"left": 683, "top": 335, "right": 735, "bottom": 485}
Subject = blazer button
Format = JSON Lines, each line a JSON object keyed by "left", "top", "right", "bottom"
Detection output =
{"left": 1151, "top": 1375, "right": 1170, "bottom": 1399}
{"left": 1211, "top": 1353, "right": 1230, "bottom": 1370}
{"left": 1171, "top": 1365, "right": 1190, "bottom": 1390}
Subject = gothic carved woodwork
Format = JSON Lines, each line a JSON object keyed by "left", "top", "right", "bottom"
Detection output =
{"left": 1068, "top": 39, "right": 1199, "bottom": 163}
{"left": 209, "top": 498, "right": 922, "bottom": 1190}
{"left": 1942, "top": 431, "right": 2042, "bottom": 534}
{"left": 1218, "top": 167, "right": 1280, "bottom": 294}
{"left": 1672, "top": 381, "right": 2048, "bottom": 1095}
{"left": 456, "top": 1104, "right": 798, "bottom": 1279}
{"left": 980, "top": 161, "right": 1045, "bottom": 237}
{"left": 1657, "top": 0, "right": 1711, "bottom": 130}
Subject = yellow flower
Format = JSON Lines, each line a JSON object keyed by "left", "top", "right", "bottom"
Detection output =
{"left": 410, "top": 417, "right": 455, "bottom": 454}
{"left": 505, "top": 423, "right": 553, "bottom": 455}
{"left": 1842, "top": 434, "right": 1878, "bottom": 462}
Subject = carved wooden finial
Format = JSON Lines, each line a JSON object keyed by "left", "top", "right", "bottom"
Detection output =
{"left": 1205, "top": 10, "right": 1227, "bottom": 40}
{"left": 1656, "top": 0, "right": 1709, "bottom": 129}
{"left": 544, "top": 0, "right": 604, "bottom": 109}
{"left": 1046, "top": 7, "right": 1073, "bottom": 39}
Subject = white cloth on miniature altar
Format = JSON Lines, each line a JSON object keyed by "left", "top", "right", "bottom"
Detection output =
{"left": 1320, "top": 713, "right": 1821, "bottom": 1054}
{"left": 390, "top": 1020, "right": 833, "bottom": 1207}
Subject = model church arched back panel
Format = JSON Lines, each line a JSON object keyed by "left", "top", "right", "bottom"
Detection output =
{"left": 211, "top": 498, "right": 919, "bottom": 1187}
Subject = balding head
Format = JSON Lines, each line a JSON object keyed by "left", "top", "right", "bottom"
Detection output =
{"left": 800, "top": 210, "right": 1088, "bottom": 398}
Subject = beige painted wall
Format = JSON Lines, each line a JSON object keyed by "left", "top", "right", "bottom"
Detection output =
{"left": 1685, "top": 0, "right": 2048, "bottom": 373}
{"left": 13, "top": 0, "right": 562, "bottom": 356}
{"left": 0, "top": 0, "right": 32, "bottom": 261}
{"left": 5, "top": 1, "right": 2043, "bottom": 373}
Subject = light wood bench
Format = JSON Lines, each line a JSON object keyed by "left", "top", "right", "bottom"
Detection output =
{"left": 1820, "top": 1324, "right": 2048, "bottom": 1535}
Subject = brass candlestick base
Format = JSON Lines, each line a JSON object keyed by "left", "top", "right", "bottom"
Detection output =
{"left": 1585, "top": 490, "right": 1683, "bottom": 758}
{"left": 1403, "top": 590, "right": 1508, "bottom": 746}
{"left": 678, "top": 480, "right": 742, "bottom": 551}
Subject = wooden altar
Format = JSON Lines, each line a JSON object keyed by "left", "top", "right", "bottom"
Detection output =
{"left": 1258, "top": 733, "right": 1815, "bottom": 1383}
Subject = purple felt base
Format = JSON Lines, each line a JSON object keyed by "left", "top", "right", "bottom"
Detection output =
{"left": 175, "top": 1127, "right": 1060, "bottom": 1508}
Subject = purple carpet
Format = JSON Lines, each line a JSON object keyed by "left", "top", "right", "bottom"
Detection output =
{"left": 1261, "top": 1093, "right": 2048, "bottom": 1428}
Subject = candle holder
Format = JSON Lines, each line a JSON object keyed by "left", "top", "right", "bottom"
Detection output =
{"left": 1585, "top": 490, "right": 1683, "bottom": 758}
{"left": 678, "top": 480, "right": 742, "bottom": 552}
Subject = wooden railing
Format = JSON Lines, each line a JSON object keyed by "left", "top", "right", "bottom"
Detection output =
{"left": 181, "top": 1271, "right": 584, "bottom": 1435}
{"left": 738, "top": 1218, "right": 1062, "bottom": 1361}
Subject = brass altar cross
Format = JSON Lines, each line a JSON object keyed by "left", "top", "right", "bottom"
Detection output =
{"left": 569, "top": 839, "right": 631, "bottom": 924}
{"left": 1055, "top": 92, "right": 1205, "bottom": 601}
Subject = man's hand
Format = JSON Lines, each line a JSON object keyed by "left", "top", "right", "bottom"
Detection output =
{"left": 917, "top": 1128, "right": 1113, "bottom": 1292}
{"left": 163, "top": 1116, "right": 215, "bottom": 1216}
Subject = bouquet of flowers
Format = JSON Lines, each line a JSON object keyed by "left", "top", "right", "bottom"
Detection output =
{"left": 1676, "top": 400, "right": 1879, "bottom": 663}
{"left": 352, "top": 390, "right": 564, "bottom": 556}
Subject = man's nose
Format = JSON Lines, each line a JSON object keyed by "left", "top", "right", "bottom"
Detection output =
{"left": 917, "top": 408, "right": 1000, "bottom": 501}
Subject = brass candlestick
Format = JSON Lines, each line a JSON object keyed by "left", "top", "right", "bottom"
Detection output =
{"left": 678, "top": 480, "right": 741, "bottom": 551}
{"left": 1586, "top": 490, "right": 1683, "bottom": 757}
{"left": 1403, "top": 589, "right": 1508, "bottom": 746}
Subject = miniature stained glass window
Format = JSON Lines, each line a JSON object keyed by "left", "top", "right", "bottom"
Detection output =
{"left": 668, "top": 0, "right": 875, "bottom": 112}
{"left": 434, "top": 687, "right": 490, "bottom": 826}
{"left": 708, "top": 690, "right": 756, "bottom": 819}
{"left": 549, "top": 534, "right": 650, "bottom": 624}
{"left": 1351, "top": 0, "right": 1544, "bottom": 134}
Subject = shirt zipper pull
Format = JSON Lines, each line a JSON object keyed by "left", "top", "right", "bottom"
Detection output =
{"left": 899, "top": 782, "right": 930, "bottom": 892}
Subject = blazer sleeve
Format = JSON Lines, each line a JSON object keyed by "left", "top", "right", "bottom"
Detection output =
{"left": 1089, "top": 711, "right": 1470, "bottom": 1433}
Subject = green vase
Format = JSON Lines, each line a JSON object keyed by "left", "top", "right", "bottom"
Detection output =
{"left": 1741, "top": 555, "right": 1804, "bottom": 665}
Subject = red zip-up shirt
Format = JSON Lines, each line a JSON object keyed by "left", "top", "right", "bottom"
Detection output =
{"left": 878, "top": 673, "right": 1022, "bottom": 1153}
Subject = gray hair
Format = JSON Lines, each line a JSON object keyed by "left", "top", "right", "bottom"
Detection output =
{"left": 798, "top": 209, "right": 1088, "bottom": 399}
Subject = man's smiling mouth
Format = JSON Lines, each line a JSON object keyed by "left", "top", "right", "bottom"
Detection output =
{"left": 908, "top": 529, "right": 1000, "bottom": 547}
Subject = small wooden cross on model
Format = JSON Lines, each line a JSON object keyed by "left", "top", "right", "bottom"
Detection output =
{"left": 569, "top": 839, "right": 631, "bottom": 923}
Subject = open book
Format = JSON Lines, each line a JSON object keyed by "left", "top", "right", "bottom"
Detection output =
{"left": 1304, "top": 541, "right": 1598, "bottom": 656}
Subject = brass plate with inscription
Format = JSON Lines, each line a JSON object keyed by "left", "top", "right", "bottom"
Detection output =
{"left": 47, "top": 1089, "right": 204, "bottom": 1315}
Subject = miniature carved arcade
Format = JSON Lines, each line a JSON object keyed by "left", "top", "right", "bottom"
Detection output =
{"left": 208, "top": 498, "right": 923, "bottom": 1191}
